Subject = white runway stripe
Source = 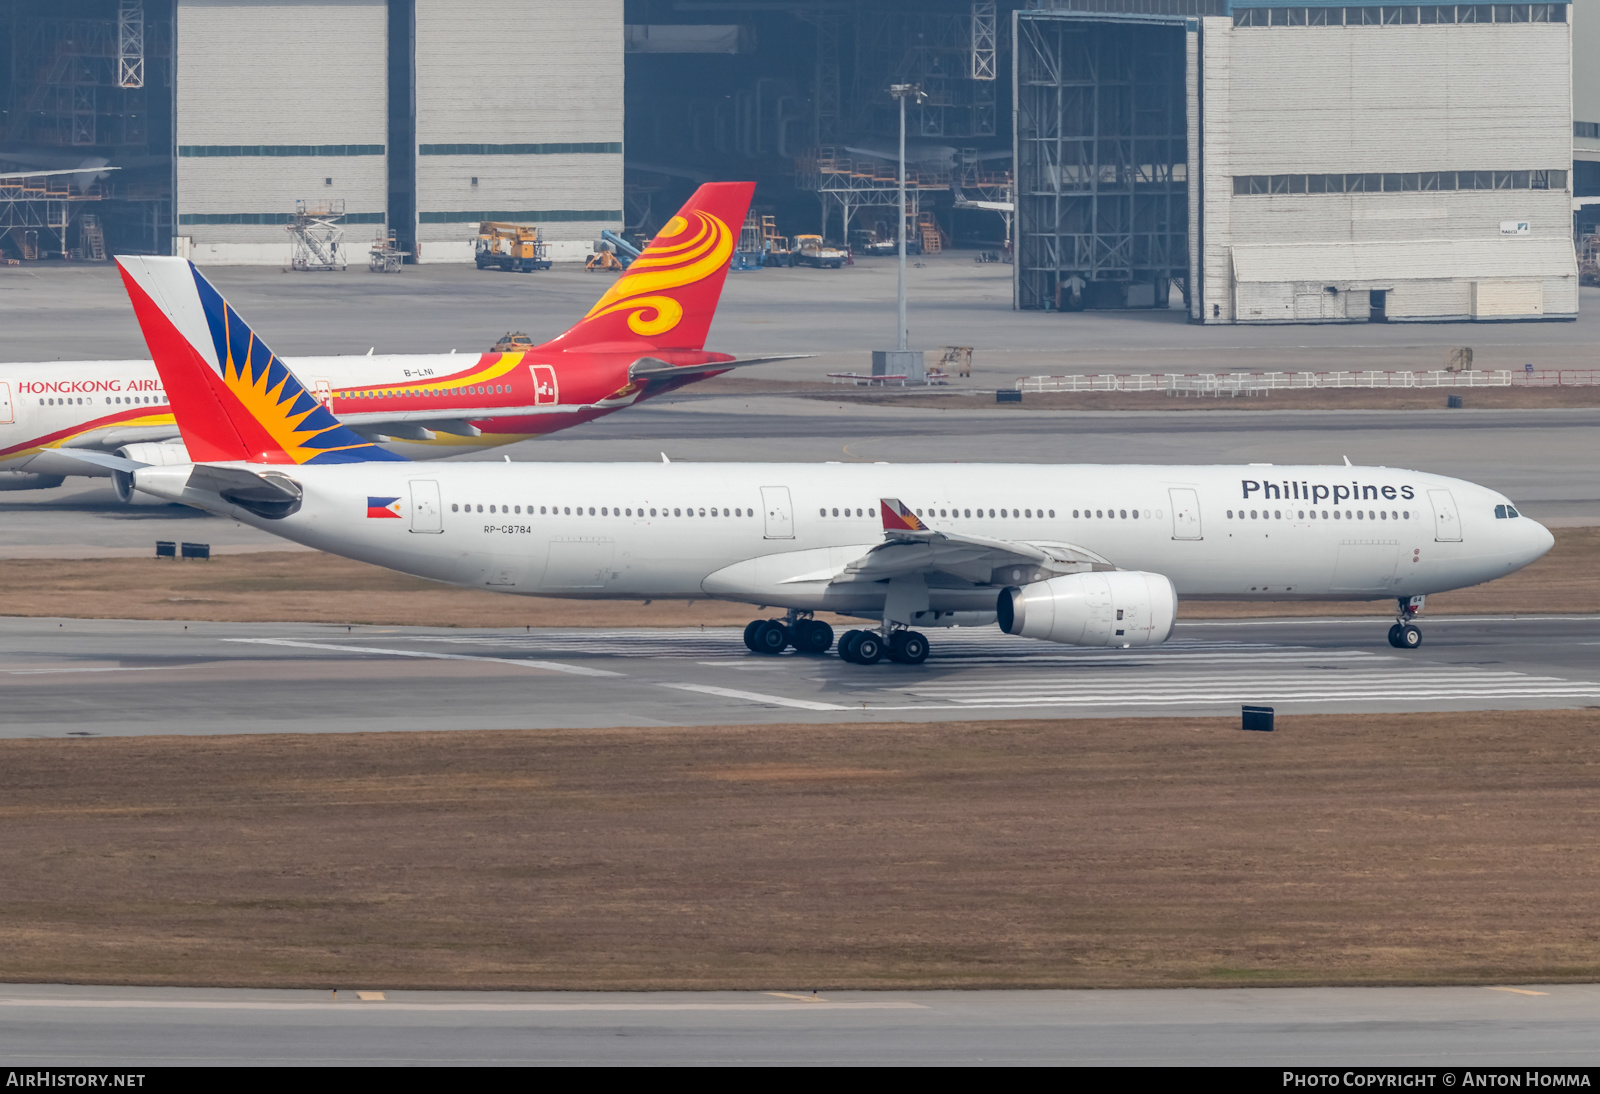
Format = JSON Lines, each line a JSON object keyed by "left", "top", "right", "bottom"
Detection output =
{"left": 223, "top": 639, "right": 624, "bottom": 677}
{"left": 658, "top": 683, "right": 848, "bottom": 711}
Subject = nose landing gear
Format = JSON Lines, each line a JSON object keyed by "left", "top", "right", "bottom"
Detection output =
{"left": 1388, "top": 595, "right": 1425, "bottom": 649}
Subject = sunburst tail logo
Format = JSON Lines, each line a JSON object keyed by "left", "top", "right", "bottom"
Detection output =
{"left": 548, "top": 181, "right": 755, "bottom": 352}
{"left": 116, "top": 255, "right": 407, "bottom": 465}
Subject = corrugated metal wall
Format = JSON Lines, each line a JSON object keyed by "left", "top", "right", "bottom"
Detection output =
{"left": 176, "top": 0, "right": 389, "bottom": 264}
{"left": 1201, "top": 18, "right": 1575, "bottom": 323}
{"left": 413, "top": 0, "right": 623, "bottom": 262}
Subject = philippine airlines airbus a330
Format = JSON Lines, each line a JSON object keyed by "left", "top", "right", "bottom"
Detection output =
{"left": 93, "top": 252, "right": 1553, "bottom": 665}
{"left": 0, "top": 183, "right": 794, "bottom": 499}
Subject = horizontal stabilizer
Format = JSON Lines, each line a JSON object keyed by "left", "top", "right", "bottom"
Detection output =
{"left": 187, "top": 463, "right": 304, "bottom": 519}
{"left": 629, "top": 354, "right": 814, "bottom": 382}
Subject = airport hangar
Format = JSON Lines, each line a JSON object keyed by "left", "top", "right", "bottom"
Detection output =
{"left": 0, "top": 0, "right": 1586, "bottom": 323}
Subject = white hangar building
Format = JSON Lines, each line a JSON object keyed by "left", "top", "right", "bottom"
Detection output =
{"left": 1014, "top": 0, "right": 1578, "bottom": 323}
{"left": 174, "top": 0, "right": 622, "bottom": 264}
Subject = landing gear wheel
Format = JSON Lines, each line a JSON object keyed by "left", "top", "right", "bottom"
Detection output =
{"left": 743, "top": 620, "right": 765, "bottom": 652}
{"left": 853, "top": 632, "right": 885, "bottom": 665}
{"left": 1398, "top": 623, "right": 1422, "bottom": 649}
{"left": 1387, "top": 623, "right": 1404, "bottom": 648}
{"left": 794, "top": 619, "right": 834, "bottom": 654}
{"left": 888, "top": 631, "right": 929, "bottom": 665}
{"left": 751, "top": 619, "right": 790, "bottom": 655}
{"left": 838, "top": 629, "right": 864, "bottom": 663}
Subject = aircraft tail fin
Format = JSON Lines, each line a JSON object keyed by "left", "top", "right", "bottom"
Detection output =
{"left": 880, "top": 498, "right": 927, "bottom": 532}
{"left": 115, "top": 256, "right": 404, "bottom": 465}
{"left": 547, "top": 181, "right": 755, "bottom": 352}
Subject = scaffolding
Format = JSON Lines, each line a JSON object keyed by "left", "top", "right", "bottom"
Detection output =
{"left": 3, "top": 15, "right": 165, "bottom": 148}
{"left": 117, "top": 1, "right": 145, "bottom": 89}
{"left": 850, "top": 6, "right": 998, "bottom": 140}
{"left": 1014, "top": 13, "right": 1189, "bottom": 310}
{"left": 0, "top": 172, "right": 107, "bottom": 261}
{"left": 796, "top": 145, "right": 953, "bottom": 245}
{"left": 287, "top": 199, "right": 348, "bottom": 271}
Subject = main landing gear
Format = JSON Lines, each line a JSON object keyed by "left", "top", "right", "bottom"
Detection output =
{"left": 740, "top": 614, "right": 931, "bottom": 665}
{"left": 743, "top": 613, "right": 834, "bottom": 655}
{"left": 1388, "top": 595, "right": 1425, "bottom": 649}
{"left": 838, "top": 627, "right": 929, "bottom": 665}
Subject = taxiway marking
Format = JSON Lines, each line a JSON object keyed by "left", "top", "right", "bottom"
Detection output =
{"left": 222, "top": 638, "right": 623, "bottom": 677}
{"left": 658, "top": 682, "right": 849, "bottom": 711}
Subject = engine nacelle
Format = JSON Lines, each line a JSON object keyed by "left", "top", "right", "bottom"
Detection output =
{"left": 113, "top": 440, "right": 192, "bottom": 504}
{"left": 997, "top": 570, "right": 1177, "bottom": 648}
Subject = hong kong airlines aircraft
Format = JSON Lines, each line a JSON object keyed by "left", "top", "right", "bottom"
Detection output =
{"left": 94, "top": 254, "right": 1553, "bottom": 664}
{"left": 0, "top": 182, "right": 791, "bottom": 498}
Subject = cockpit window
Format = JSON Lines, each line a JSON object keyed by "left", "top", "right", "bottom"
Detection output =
{"left": 1495, "top": 505, "right": 1506, "bottom": 519}
{"left": 1507, "top": 505, "right": 1519, "bottom": 518}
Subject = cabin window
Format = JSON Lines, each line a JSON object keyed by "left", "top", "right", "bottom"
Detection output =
{"left": 1274, "top": 510, "right": 1281, "bottom": 519}
{"left": 673, "top": 508, "right": 681, "bottom": 516}
{"left": 868, "top": 508, "right": 876, "bottom": 517}
{"left": 451, "top": 504, "right": 458, "bottom": 512}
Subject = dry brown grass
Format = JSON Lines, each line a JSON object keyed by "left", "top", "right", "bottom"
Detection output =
{"left": 821, "top": 386, "right": 1600, "bottom": 412}
{"left": 0, "top": 528, "right": 1591, "bottom": 626}
{"left": 3, "top": 710, "right": 1599, "bottom": 990}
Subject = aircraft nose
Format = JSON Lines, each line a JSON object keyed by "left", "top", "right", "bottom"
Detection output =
{"left": 1519, "top": 516, "right": 1555, "bottom": 566}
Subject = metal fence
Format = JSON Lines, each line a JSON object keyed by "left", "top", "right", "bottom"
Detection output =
{"left": 1015, "top": 370, "right": 1600, "bottom": 395}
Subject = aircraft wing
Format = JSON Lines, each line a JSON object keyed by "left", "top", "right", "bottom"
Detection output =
{"left": 628, "top": 354, "right": 814, "bottom": 382}
{"left": 831, "top": 498, "right": 1114, "bottom": 587}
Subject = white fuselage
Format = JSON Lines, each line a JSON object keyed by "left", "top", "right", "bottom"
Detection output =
{"left": 133, "top": 460, "right": 1554, "bottom": 619}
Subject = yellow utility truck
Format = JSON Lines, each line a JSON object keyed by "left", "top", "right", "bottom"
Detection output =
{"left": 475, "top": 222, "right": 552, "bottom": 272}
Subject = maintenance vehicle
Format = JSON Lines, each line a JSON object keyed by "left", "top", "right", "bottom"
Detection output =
{"left": 475, "top": 222, "right": 552, "bottom": 272}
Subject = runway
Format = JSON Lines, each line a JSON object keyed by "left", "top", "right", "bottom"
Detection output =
{"left": 3, "top": 983, "right": 1597, "bottom": 1065}
{"left": 2, "top": 613, "right": 1596, "bottom": 737}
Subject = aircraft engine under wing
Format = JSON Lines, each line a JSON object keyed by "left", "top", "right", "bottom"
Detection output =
{"left": 701, "top": 497, "right": 1117, "bottom": 617}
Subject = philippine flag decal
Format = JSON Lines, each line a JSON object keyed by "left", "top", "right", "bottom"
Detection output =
{"left": 367, "top": 496, "right": 403, "bottom": 519}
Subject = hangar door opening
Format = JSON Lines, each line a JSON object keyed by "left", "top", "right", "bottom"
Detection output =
{"left": 1015, "top": 14, "right": 1189, "bottom": 312}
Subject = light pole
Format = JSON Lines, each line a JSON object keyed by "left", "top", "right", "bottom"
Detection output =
{"left": 888, "top": 83, "right": 925, "bottom": 352}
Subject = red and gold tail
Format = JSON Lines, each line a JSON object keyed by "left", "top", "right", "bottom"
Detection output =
{"left": 547, "top": 181, "right": 755, "bottom": 352}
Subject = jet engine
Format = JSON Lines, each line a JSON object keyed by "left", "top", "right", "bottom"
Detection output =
{"left": 112, "top": 439, "right": 191, "bottom": 504}
{"left": 997, "top": 570, "right": 1177, "bottom": 648}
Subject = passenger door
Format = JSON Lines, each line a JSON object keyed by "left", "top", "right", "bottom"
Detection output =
{"left": 1168, "top": 487, "right": 1202, "bottom": 540}
{"left": 531, "top": 365, "right": 558, "bottom": 405}
{"left": 1427, "top": 488, "right": 1462, "bottom": 542}
{"left": 0, "top": 382, "right": 12, "bottom": 425}
{"left": 761, "top": 486, "right": 794, "bottom": 539}
{"left": 409, "top": 479, "right": 442, "bottom": 533}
